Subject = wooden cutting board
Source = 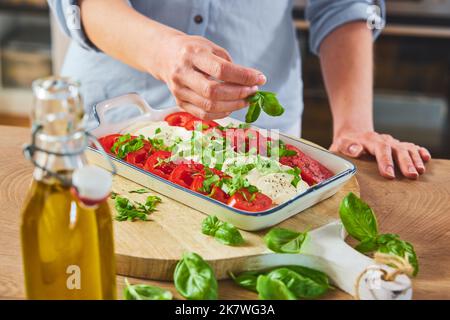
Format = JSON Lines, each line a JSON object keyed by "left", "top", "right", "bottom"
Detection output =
{"left": 109, "top": 174, "right": 359, "bottom": 281}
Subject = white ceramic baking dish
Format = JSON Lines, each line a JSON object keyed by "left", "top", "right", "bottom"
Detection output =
{"left": 87, "top": 93, "right": 356, "bottom": 231}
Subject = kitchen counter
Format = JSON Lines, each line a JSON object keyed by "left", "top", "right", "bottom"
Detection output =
{"left": 0, "top": 125, "right": 449, "bottom": 300}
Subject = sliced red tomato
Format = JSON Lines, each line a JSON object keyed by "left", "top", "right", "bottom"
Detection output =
{"left": 125, "top": 145, "right": 152, "bottom": 168}
{"left": 279, "top": 144, "right": 334, "bottom": 186}
{"left": 143, "top": 150, "right": 177, "bottom": 179}
{"left": 164, "top": 112, "right": 196, "bottom": 127}
{"left": 169, "top": 162, "right": 204, "bottom": 189}
{"left": 190, "top": 175, "right": 229, "bottom": 203}
{"left": 227, "top": 188, "right": 272, "bottom": 212}
{"left": 184, "top": 119, "right": 219, "bottom": 131}
{"left": 98, "top": 134, "right": 122, "bottom": 154}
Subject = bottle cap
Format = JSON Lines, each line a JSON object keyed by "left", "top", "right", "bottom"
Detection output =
{"left": 72, "top": 165, "right": 113, "bottom": 206}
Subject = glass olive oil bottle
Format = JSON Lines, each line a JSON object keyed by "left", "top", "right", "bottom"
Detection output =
{"left": 21, "top": 77, "right": 116, "bottom": 299}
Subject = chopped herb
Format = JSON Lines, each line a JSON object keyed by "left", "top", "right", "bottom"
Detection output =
{"left": 129, "top": 188, "right": 150, "bottom": 194}
{"left": 114, "top": 195, "right": 161, "bottom": 221}
{"left": 155, "top": 128, "right": 162, "bottom": 134}
{"left": 287, "top": 167, "right": 301, "bottom": 188}
{"left": 110, "top": 191, "right": 118, "bottom": 199}
{"left": 111, "top": 134, "right": 145, "bottom": 158}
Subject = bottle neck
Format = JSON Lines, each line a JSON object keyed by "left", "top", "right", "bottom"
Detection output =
{"left": 32, "top": 130, "right": 88, "bottom": 185}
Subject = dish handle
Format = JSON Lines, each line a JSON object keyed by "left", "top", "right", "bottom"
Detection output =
{"left": 94, "top": 92, "right": 154, "bottom": 125}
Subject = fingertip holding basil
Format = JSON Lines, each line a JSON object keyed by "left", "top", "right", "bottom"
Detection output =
{"left": 201, "top": 215, "right": 244, "bottom": 246}
{"left": 173, "top": 252, "right": 218, "bottom": 300}
{"left": 339, "top": 192, "right": 419, "bottom": 276}
{"left": 123, "top": 278, "right": 173, "bottom": 300}
{"left": 245, "top": 91, "right": 285, "bottom": 123}
{"left": 264, "top": 227, "right": 309, "bottom": 254}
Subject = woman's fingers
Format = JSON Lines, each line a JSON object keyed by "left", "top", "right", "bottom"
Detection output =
{"left": 419, "top": 147, "right": 432, "bottom": 162}
{"left": 178, "top": 101, "right": 231, "bottom": 120}
{"left": 393, "top": 146, "right": 419, "bottom": 179}
{"left": 192, "top": 52, "right": 266, "bottom": 86}
{"left": 181, "top": 70, "right": 258, "bottom": 101}
{"left": 373, "top": 142, "right": 396, "bottom": 179}
{"left": 410, "top": 147, "right": 426, "bottom": 174}
{"left": 330, "top": 138, "right": 364, "bottom": 158}
{"left": 174, "top": 86, "right": 248, "bottom": 113}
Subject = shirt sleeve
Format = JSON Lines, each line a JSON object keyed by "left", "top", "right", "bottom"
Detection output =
{"left": 305, "top": 0, "right": 386, "bottom": 55}
{"left": 47, "top": 0, "right": 132, "bottom": 52}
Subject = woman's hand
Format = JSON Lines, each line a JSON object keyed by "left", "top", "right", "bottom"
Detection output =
{"left": 330, "top": 130, "right": 431, "bottom": 179}
{"left": 154, "top": 34, "right": 266, "bottom": 120}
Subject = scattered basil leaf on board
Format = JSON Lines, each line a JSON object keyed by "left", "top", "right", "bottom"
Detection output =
{"left": 110, "top": 191, "right": 118, "bottom": 199}
{"left": 123, "top": 278, "right": 172, "bottom": 300}
{"left": 264, "top": 227, "right": 309, "bottom": 253}
{"left": 173, "top": 252, "right": 218, "bottom": 300}
{"left": 256, "top": 275, "right": 296, "bottom": 300}
{"left": 111, "top": 134, "right": 145, "bottom": 159}
{"left": 245, "top": 91, "right": 285, "bottom": 123}
{"left": 376, "top": 234, "right": 419, "bottom": 276}
{"left": 114, "top": 195, "right": 161, "bottom": 221}
{"left": 267, "top": 267, "right": 329, "bottom": 299}
{"left": 201, "top": 216, "right": 244, "bottom": 246}
{"left": 129, "top": 188, "right": 150, "bottom": 194}
{"left": 339, "top": 193, "right": 419, "bottom": 276}
{"left": 339, "top": 192, "right": 378, "bottom": 241}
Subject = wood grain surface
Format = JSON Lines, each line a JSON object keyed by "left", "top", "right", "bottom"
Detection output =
{"left": 110, "top": 173, "right": 358, "bottom": 281}
{"left": 0, "top": 125, "right": 449, "bottom": 300}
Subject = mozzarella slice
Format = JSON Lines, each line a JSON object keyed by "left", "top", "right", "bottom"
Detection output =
{"left": 131, "top": 121, "right": 192, "bottom": 146}
{"left": 255, "top": 173, "right": 298, "bottom": 204}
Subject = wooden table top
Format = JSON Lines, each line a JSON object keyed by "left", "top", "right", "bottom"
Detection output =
{"left": 0, "top": 125, "right": 449, "bottom": 300}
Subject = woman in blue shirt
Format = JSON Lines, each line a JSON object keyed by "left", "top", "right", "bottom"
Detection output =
{"left": 49, "top": 0, "right": 431, "bottom": 179}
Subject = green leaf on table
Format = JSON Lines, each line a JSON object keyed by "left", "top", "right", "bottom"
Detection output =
{"left": 376, "top": 234, "right": 419, "bottom": 276}
{"left": 264, "top": 227, "right": 309, "bottom": 253}
{"left": 339, "top": 192, "right": 378, "bottom": 241}
{"left": 173, "top": 252, "right": 218, "bottom": 300}
{"left": 256, "top": 275, "right": 296, "bottom": 300}
{"left": 355, "top": 237, "right": 379, "bottom": 253}
{"left": 266, "top": 267, "right": 330, "bottom": 299}
{"left": 123, "top": 278, "right": 172, "bottom": 300}
{"left": 201, "top": 215, "right": 244, "bottom": 246}
{"left": 230, "top": 270, "right": 260, "bottom": 292}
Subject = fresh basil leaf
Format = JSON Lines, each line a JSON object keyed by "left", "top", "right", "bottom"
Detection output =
{"left": 110, "top": 191, "right": 118, "bottom": 199}
{"left": 267, "top": 267, "right": 329, "bottom": 299}
{"left": 201, "top": 215, "right": 222, "bottom": 236}
{"left": 245, "top": 100, "right": 261, "bottom": 123}
{"left": 259, "top": 91, "right": 285, "bottom": 117}
{"left": 286, "top": 265, "right": 331, "bottom": 290}
{"left": 173, "top": 252, "right": 218, "bottom": 300}
{"left": 354, "top": 237, "right": 378, "bottom": 253}
{"left": 256, "top": 275, "right": 296, "bottom": 300}
{"left": 201, "top": 216, "right": 244, "bottom": 246}
{"left": 339, "top": 192, "right": 378, "bottom": 241}
{"left": 377, "top": 234, "right": 419, "bottom": 276}
{"left": 230, "top": 271, "right": 260, "bottom": 292}
{"left": 264, "top": 227, "right": 309, "bottom": 253}
{"left": 214, "top": 222, "right": 245, "bottom": 246}
{"left": 123, "top": 278, "right": 172, "bottom": 300}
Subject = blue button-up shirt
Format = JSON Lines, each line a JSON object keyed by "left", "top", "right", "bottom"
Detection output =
{"left": 49, "top": 0, "right": 384, "bottom": 136}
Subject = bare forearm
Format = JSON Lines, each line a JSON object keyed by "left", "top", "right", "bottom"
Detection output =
{"left": 79, "top": 0, "right": 182, "bottom": 79}
{"left": 319, "top": 21, "right": 374, "bottom": 138}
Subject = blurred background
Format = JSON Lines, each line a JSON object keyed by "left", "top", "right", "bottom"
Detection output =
{"left": 0, "top": 0, "right": 448, "bottom": 158}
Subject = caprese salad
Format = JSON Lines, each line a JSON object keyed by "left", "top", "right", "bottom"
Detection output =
{"left": 98, "top": 112, "right": 334, "bottom": 213}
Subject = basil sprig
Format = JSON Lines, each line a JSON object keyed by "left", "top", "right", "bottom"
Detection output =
{"left": 123, "top": 278, "right": 172, "bottom": 300}
{"left": 339, "top": 192, "right": 419, "bottom": 276}
{"left": 173, "top": 252, "right": 218, "bottom": 300}
{"left": 202, "top": 215, "right": 244, "bottom": 246}
{"left": 245, "top": 91, "right": 285, "bottom": 123}
{"left": 264, "top": 227, "right": 309, "bottom": 254}
{"left": 114, "top": 195, "right": 162, "bottom": 221}
{"left": 231, "top": 265, "right": 331, "bottom": 300}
